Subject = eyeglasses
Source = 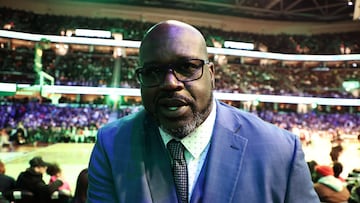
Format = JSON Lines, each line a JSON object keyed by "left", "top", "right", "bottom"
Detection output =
{"left": 135, "top": 59, "right": 209, "bottom": 87}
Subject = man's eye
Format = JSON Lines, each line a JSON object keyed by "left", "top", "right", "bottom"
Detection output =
{"left": 177, "top": 62, "right": 198, "bottom": 72}
{"left": 142, "top": 66, "right": 161, "bottom": 75}
{"left": 141, "top": 68, "right": 156, "bottom": 76}
{"left": 186, "top": 62, "right": 199, "bottom": 69}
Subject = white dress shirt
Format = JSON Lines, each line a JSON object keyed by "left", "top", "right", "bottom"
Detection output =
{"left": 160, "top": 100, "right": 217, "bottom": 200}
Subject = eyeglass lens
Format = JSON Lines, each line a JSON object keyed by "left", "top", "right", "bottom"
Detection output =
{"left": 137, "top": 59, "right": 206, "bottom": 87}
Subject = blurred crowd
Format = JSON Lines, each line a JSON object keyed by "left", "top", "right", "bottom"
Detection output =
{"left": 0, "top": 7, "right": 359, "bottom": 99}
{"left": 1, "top": 47, "right": 359, "bottom": 99}
{"left": 257, "top": 110, "right": 360, "bottom": 142}
{"left": 0, "top": 7, "right": 359, "bottom": 54}
{"left": 214, "top": 62, "right": 359, "bottom": 98}
{"left": 0, "top": 99, "right": 141, "bottom": 147}
{"left": 0, "top": 99, "right": 358, "bottom": 151}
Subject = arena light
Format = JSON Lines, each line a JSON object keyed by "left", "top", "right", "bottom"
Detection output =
{"left": 311, "top": 103, "right": 318, "bottom": 109}
{"left": 0, "top": 30, "right": 141, "bottom": 48}
{"left": 224, "top": 41, "right": 254, "bottom": 50}
{"left": 0, "top": 29, "right": 360, "bottom": 61}
{"left": 213, "top": 92, "right": 360, "bottom": 106}
{"left": 41, "top": 85, "right": 141, "bottom": 96}
{"left": 207, "top": 47, "right": 360, "bottom": 61}
{"left": 55, "top": 43, "right": 69, "bottom": 56}
{"left": 0, "top": 82, "right": 16, "bottom": 92}
{"left": 109, "top": 94, "right": 120, "bottom": 102}
{"left": 75, "top": 29, "right": 112, "bottom": 38}
{"left": 0, "top": 83, "right": 16, "bottom": 96}
{"left": 342, "top": 81, "right": 360, "bottom": 91}
{"left": 1, "top": 30, "right": 360, "bottom": 61}
{"left": 3, "top": 83, "right": 358, "bottom": 106}
{"left": 37, "top": 85, "right": 360, "bottom": 106}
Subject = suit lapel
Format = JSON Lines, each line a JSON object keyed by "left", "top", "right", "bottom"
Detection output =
{"left": 143, "top": 114, "right": 178, "bottom": 203}
{"left": 202, "top": 102, "right": 248, "bottom": 202}
{"left": 142, "top": 102, "right": 248, "bottom": 202}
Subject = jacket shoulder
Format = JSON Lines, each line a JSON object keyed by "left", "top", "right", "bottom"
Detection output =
{"left": 217, "top": 101, "right": 296, "bottom": 141}
{"left": 97, "top": 109, "right": 146, "bottom": 138}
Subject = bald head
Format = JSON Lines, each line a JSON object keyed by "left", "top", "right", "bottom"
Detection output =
{"left": 139, "top": 20, "right": 208, "bottom": 65}
{"left": 137, "top": 20, "right": 215, "bottom": 138}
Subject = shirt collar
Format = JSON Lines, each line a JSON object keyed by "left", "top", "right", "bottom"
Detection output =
{"left": 160, "top": 99, "right": 217, "bottom": 159}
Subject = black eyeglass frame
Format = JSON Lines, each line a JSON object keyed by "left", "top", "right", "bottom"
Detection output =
{"left": 135, "top": 59, "right": 209, "bottom": 87}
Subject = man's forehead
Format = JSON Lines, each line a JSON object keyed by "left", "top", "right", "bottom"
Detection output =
{"left": 140, "top": 21, "right": 207, "bottom": 64}
{"left": 145, "top": 27, "right": 198, "bottom": 45}
{"left": 140, "top": 41, "right": 205, "bottom": 65}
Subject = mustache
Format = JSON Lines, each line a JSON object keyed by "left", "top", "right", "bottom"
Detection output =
{"left": 154, "top": 92, "right": 193, "bottom": 104}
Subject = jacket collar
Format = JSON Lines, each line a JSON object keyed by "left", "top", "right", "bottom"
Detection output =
{"left": 201, "top": 100, "right": 248, "bottom": 202}
{"left": 143, "top": 100, "right": 248, "bottom": 202}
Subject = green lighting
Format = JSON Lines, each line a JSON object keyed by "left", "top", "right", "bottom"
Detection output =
{"left": 342, "top": 81, "right": 360, "bottom": 91}
{"left": 109, "top": 94, "right": 119, "bottom": 102}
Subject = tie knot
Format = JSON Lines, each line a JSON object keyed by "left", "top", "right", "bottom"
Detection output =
{"left": 167, "top": 140, "right": 185, "bottom": 160}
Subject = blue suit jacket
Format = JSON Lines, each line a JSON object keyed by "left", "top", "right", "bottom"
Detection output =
{"left": 88, "top": 101, "right": 320, "bottom": 203}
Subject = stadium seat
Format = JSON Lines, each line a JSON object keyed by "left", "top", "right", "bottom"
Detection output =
{"left": 49, "top": 190, "right": 72, "bottom": 203}
{"left": 3, "top": 190, "right": 34, "bottom": 203}
{"left": 3, "top": 190, "right": 71, "bottom": 203}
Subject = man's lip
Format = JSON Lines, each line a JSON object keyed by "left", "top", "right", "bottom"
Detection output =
{"left": 157, "top": 98, "right": 188, "bottom": 107}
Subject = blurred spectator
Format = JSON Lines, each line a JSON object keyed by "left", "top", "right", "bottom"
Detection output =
{"left": 313, "top": 165, "right": 350, "bottom": 202}
{"left": 330, "top": 145, "right": 344, "bottom": 162}
{"left": 332, "top": 161, "right": 346, "bottom": 182}
{"left": 10, "top": 122, "right": 27, "bottom": 145}
{"left": 0, "top": 128, "right": 13, "bottom": 152}
{"left": 307, "top": 160, "right": 318, "bottom": 183}
{"left": 71, "top": 168, "right": 88, "bottom": 203}
{"left": 46, "top": 163, "right": 71, "bottom": 196}
{"left": 16, "top": 156, "right": 63, "bottom": 203}
{"left": 349, "top": 185, "right": 360, "bottom": 203}
{"left": 0, "top": 160, "right": 16, "bottom": 203}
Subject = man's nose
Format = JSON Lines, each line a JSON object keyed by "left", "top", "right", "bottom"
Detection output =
{"left": 160, "top": 69, "right": 183, "bottom": 89}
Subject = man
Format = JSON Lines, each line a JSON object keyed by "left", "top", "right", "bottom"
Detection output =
{"left": 313, "top": 165, "right": 350, "bottom": 203}
{"left": 88, "top": 20, "right": 320, "bottom": 203}
{"left": 16, "top": 156, "right": 63, "bottom": 203}
{"left": 0, "top": 160, "right": 15, "bottom": 203}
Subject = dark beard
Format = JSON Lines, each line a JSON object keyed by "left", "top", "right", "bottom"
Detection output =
{"left": 160, "top": 94, "right": 213, "bottom": 139}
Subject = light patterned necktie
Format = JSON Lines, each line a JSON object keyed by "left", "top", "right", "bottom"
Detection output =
{"left": 167, "top": 139, "right": 188, "bottom": 203}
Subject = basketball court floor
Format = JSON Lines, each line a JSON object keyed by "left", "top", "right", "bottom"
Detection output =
{"left": 1, "top": 137, "right": 359, "bottom": 195}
